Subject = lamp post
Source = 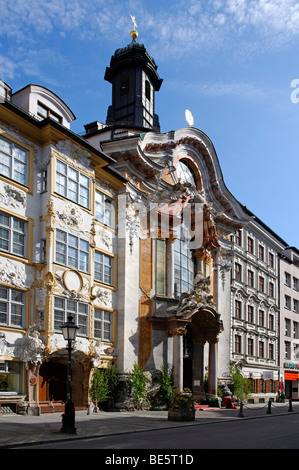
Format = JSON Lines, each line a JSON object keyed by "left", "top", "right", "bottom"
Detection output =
{"left": 60, "top": 314, "right": 79, "bottom": 434}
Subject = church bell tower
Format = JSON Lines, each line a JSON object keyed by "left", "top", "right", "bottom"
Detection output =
{"left": 104, "top": 18, "right": 163, "bottom": 132}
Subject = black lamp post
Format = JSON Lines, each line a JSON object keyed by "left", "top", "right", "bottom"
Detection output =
{"left": 60, "top": 314, "right": 79, "bottom": 434}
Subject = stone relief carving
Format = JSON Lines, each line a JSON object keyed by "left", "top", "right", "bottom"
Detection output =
{"left": 56, "top": 204, "right": 83, "bottom": 228}
{"left": 0, "top": 258, "right": 34, "bottom": 288}
{"left": 95, "top": 227, "right": 111, "bottom": 249}
{"left": 95, "top": 288, "right": 110, "bottom": 306}
{"left": 0, "top": 184, "right": 26, "bottom": 209}
{"left": 55, "top": 140, "right": 91, "bottom": 169}
{"left": 20, "top": 325, "right": 45, "bottom": 370}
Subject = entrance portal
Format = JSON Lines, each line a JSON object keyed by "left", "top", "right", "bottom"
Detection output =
{"left": 39, "top": 358, "right": 86, "bottom": 409}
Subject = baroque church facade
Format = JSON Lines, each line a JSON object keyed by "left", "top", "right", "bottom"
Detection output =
{"left": 0, "top": 25, "right": 295, "bottom": 413}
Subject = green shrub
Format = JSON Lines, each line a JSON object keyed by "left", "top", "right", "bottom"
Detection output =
{"left": 127, "top": 363, "right": 150, "bottom": 409}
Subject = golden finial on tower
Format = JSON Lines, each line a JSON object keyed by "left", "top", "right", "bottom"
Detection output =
{"left": 130, "top": 14, "right": 138, "bottom": 40}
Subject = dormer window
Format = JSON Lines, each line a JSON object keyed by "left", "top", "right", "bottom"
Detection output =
{"left": 37, "top": 101, "right": 62, "bottom": 123}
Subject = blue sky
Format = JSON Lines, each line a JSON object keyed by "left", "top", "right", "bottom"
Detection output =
{"left": 1, "top": 0, "right": 299, "bottom": 247}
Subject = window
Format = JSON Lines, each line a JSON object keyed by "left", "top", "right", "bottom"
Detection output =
{"left": 259, "top": 341, "right": 264, "bottom": 358}
{"left": 94, "top": 309, "right": 112, "bottom": 341}
{"left": 176, "top": 161, "right": 196, "bottom": 187}
{"left": 94, "top": 252, "right": 113, "bottom": 285}
{"left": 37, "top": 101, "right": 62, "bottom": 123}
{"left": 235, "top": 335, "right": 241, "bottom": 354}
{"left": 285, "top": 318, "right": 291, "bottom": 336}
{"left": 0, "top": 361, "right": 22, "bottom": 394}
{"left": 269, "top": 314, "right": 274, "bottom": 330}
{"left": 269, "top": 282, "right": 274, "bottom": 298}
{"left": 55, "top": 159, "right": 90, "bottom": 208}
{"left": 235, "top": 263, "right": 242, "bottom": 282}
{"left": 247, "top": 236, "right": 254, "bottom": 254}
{"left": 259, "top": 276, "right": 264, "bottom": 293}
{"left": 0, "top": 212, "right": 26, "bottom": 257}
{"left": 285, "top": 272, "right": 291, "bottom": 287}
{"left": 235, "top": 230, "right": 242, "bottom": 246}
{"left": 0, "top": 136, "right": 28, "bottom": 186}
{"left": 156, "top": 239, "right": 166, "bottom": 295}
{"left": 293, "top": 277, "right": 298, "bottom": 291}
{"left": 120, "top": 74, "right": 129, "bottom": 95}
{"left": 258, "top": 245, "right": 264, "bottom": 261}
{"left": 174, "top": 224, "right": 194, "bottom": 298}
{"left": 285, "top": 341, "right": 291, "bottom": 359}
{"left": 259, "top": 310, "right": 264, "bottom": 327}
{"left": 95, "top": 190, "right": 114, "bottom": 227}
{"left": 269, "top": 252, "right": 274, "bottom": 268}
{"left": 0, "top": 287, "right": 24, "bottom": 327}
{"left": 294, "top": 299, "right": 298, "bottom": 313}
{"left": 235, "top": 300, "right": 242, "bottom": 319}
{"left": 145, "top": 80, "right": 151, "bottom": 101}
{"left": 248, "top": 305, "right": 254, "bottom": 323}
{"left": 293, "top": 321, "right": 299, "bottom": 339}
{"left": 285, "top": 295, "right": 291, "bottom": 310}
{"left": 55, "top": 229, "right": 89, "bottom": 272}
{"left": 248, "top": 338, "right": 254, "bottom": 356}
{"left": 248, "top": 270, "right": 254, "bottom": 287}
{"left": 54, "top": 296, "right": 88, "bottom": 336}
{"left": 269, "top": 343, "right": 274, "bottom": 360}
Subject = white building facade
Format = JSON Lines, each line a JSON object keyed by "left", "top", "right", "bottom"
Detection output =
{"left": 279, "top": 247, "right": 299, "bottom": 400}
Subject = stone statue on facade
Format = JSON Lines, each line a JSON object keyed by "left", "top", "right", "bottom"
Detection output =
{"left": 176, "top": 272, "right": 214, "bottom": 317}
{"left": 20, "top": 324, "right": 45, "bottom": 369}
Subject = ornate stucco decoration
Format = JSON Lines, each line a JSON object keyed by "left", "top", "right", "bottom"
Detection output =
{"left": 0, "top": 184, "right": 26, "bottom": 209}
{"left": 56, "top": 203, "right": 83, "bottom": 228}
{"left": 55, "top": 140, "right": 91, "bottom": 169}
{"left": 0, "top": 258, "right": 34, "bottom": 288}
{"left": 20, "top": 325, "right": 45, "bottom": 370}
{"left": 176, "top": 273, "right": 215, "bottom": 318}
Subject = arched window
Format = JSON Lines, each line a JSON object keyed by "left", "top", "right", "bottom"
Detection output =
{"left": 174, "top": 223, "right": 195, "bottom": 299}
{"left": 176, "top": 160, "right": 196, "bottom": 187}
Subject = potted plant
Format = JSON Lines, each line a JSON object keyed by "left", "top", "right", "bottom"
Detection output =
{"left": 168, "top": 391, "right": 196, "bottom": 421}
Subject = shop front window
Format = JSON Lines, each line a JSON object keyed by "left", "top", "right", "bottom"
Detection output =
{"left": 0, "top": 361, "right": 22, "bottom": 394}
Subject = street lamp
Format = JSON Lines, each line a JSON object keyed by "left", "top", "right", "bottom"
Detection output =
{"left": 60, "top": 314, "right": 79, "bottom": 434}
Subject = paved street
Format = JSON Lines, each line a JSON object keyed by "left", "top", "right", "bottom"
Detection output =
{"left": 0, "top": 401, "right": 298, "bottom": 450}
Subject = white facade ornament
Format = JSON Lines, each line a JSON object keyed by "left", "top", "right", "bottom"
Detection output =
{"left": 92, "top": 340, "right": 102, "bottom": 367}
{"left": 176, "top": 273, "right": 214, "bottom": 317}
{"left": 0, "top": 184, "right": 26, "bottom": 209}
{"left": 55, "top": 140, "right": 91, "bottom": 168}
{"left": 0, "top": 258, "right": 34, "bottom": 288}
{"left": 56, "top": 203, "right": 83, "bottom": 228}
{"left": 20, "top": 325, "right": 45, "bottom": 369}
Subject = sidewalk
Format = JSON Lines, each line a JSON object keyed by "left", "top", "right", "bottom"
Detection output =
{"left": 0, "top": 402, "right": 298, "bottom": 448}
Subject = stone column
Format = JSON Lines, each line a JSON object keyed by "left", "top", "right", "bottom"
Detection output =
{"left": 208, "top": 339, "right": 218, "bottom": 396}
{"left": 192, "top": 341, "right": 205, "bottom": 396}
{"left": 171, "top": 330, "right": 185, "bottom": 392}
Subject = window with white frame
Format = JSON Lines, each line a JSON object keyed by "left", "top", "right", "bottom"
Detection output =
{"left": 95, "top": 190, "right": 114, "bottom": 227}
{"left": 55, "top": 229, "right": 89, "bottom": 272}
{"left": 94, "top": 252, "right": 113, "bottom": 285}
{"left": 0, "top": 287, "right": 24, "bottom": 327}
{"left": 0, "top": 135, "right": 28, "bottom": 186}
{"left": 294, "top": 299, "right": 298, "bottom": 313}
{"left": 0, "top": 211, "right": 27, "bottom": 257}
{"left": 94, "top": 309, "right": 112, "bottom": 341}
{"left": 55, "top": 159, "right": 90, "bottom": 208}
{"left": 54, "top": 296, "right": 88, "bottom": 336}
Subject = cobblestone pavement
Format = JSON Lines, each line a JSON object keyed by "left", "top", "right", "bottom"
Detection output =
{"left": 0, "top": 402, "right": 298, "bottom": 448}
